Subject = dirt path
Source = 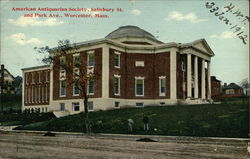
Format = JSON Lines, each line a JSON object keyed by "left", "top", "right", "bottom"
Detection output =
{"left": 0, "top": 132, "right": 249, "bottom": 159}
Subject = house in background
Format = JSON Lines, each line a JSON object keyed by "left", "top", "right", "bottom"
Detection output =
{"left": 0, "top": 64, "right": 15, "bottom": 95}
{"left": 211, "top": 76, "right": 221, "bottom": 99}
{"left": 221, "top": 83, "right": 244, "bottom": 98}
{"left": 21, "top": 25, "right": 215, "bottom": 115}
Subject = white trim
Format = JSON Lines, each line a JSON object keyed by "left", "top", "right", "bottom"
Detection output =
{"left": 135, "top": 77, "right": 144, "bottom": 97}
{"left": 114, "top": 51, "right": 121, "bottom": 55}
{"left": 135, "top": 102, "right": 144, "bottom": 107}
{"left": 170, "top": 48, "right": 177, "bottom": 99}
{"left": 102, "top": 44, "right": 109, "bottom": 99}
{"left": 38, "top": 86, "right": 40, "bottom": 103}
{"left": 135, "top": 61, "right": 144, "bottom": 67}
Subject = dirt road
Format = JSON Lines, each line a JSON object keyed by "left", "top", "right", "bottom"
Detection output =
{"left": 0, "top": 131, "right": 249, "bottom": 159}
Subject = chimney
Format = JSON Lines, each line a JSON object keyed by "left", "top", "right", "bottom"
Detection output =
{"left": 1, "top": 64, "right": 4, "bottom": 71}
{"left": 224, "top": 83, "right": 227, "bottom": 87}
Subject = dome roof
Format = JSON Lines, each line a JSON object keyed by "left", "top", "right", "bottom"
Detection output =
{"left": 105, "top": 25, "right": 156, "bottom": 39}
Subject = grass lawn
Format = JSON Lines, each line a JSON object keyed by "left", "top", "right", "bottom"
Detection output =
{"left": 15, "top": 103, "right": 249, "bottom": 138}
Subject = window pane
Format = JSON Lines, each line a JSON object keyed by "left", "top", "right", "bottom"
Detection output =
{"left": 114, "top": 54, "right": 120, "bottom": 67}
{"left": 72, "top": 102, "right": 80, "bottom": 111}
{"left": 88, "top": 79, "right": 94, "bottom": 94}
{"left": 60, "top": 103, "right": 65, "bottom": 111}
{"left": 74, "top": 82, "right": 80, "bottom": 95}
{"left": 60, "top": 80, "right": 66, "bottom": 96}
{"left": 88, "top": 102, "right": 93, "bottom": 110}
{"left": 136, "top": 79, "right": 143, "bottom": 95}
{"left": 114, "top": 77, "right": 119, "bottom": 94}
{"left": 88, "top": 53, "right": 94, "bottom": 66}
{"left": 115, "top": 102, "right": 120, "bottom": 108}
{"left": 160, "top": 79, "right": 166, "bottom": 93}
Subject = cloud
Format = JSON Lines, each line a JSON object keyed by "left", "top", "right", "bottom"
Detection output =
{"left": 8, "top": 16, "right": 64, "bottom": 27}
{"left": 131, "top": 9, "right": 141, "bottom": 15}
{"left": 210, "top": 31, "right": 235, "bottom": 39}
{"left": 10, "top": 33, "right": 42, "bottom": 45}
{"left": 165, "top": 11, "right": 208, "bottom": 23}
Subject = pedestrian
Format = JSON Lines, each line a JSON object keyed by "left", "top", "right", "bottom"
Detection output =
{"left": 128, "top": 118, "right": 134, "bottom": 132}
{"left": 143, "top": 115, "right": 149, "bottom": 131}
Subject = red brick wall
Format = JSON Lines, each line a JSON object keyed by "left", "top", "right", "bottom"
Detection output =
{"left": 53, "top": 48, "right": 102, "bottom": 100}
{"left": 211, "top": 80, "right": 221, "bottom": 98}
{"left": 109, "top": 48, "right": 170, "bottom": 99}
{"left": 24, "top": 69, "right": 50, "bottom": 106}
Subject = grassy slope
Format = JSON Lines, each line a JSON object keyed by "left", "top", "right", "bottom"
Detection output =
{"left": 15, "top": 103, "right": 249, "bottom": 138}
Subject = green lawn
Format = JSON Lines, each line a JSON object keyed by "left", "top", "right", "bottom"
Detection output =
{"left": 15, "top": 103, "right": 249, "bottom": 138}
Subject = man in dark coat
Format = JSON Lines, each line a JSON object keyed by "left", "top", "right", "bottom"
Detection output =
{"left": 143, "top": 115, "right": 149, "bottom": 131}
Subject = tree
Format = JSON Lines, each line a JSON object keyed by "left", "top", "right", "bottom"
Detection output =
{"left": 35, "top": 40, "right": 96, "bottom": 134}
{"left": 239, "top": 78, "right": 250, "bottom": 95}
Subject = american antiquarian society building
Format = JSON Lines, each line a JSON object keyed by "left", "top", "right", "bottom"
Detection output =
{"left": 22, "top": 25, "right": 214, "bottom": 115}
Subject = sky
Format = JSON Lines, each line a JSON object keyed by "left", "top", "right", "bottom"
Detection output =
{"left": 0, "top": 0, "right": 249, "bottom": 85}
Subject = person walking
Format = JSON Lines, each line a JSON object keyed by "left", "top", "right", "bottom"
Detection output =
{"left": 143, "top": 115, "right": 149, "bottom": 131}
{"left": 128, "top": 118, "right": 134, "bottom": 132}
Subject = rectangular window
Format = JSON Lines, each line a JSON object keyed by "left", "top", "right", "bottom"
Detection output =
{"left": 88, "top": 101, "right": 94, "bottom": 111}
{"left": 135, "top": 78, "right": 144, "bottom": 96}
{"left": 136, "top": 102, "right": 144, "bottom": 107}
{"left": 73, "top": 55, "right": 80, "bottom": 66}
{"left": 72, "top": 102, "right": 80, "bottom": 111}
{"left": 73, "top": 81, "right": 80, "bottom": 96}
{"left": 159, "top": 76, "right": 166, "bottom": 96}
{"left": 88, "top": 52, "right": 94, "bottom": 67}
{"left": 60, "top": 103, "right": 65, "bottom": 111}
{"left": 60, "top": 80, "right": 66, "bottom": 97}
{"left": 114, "top": 52, "right": 120, "bottom": 68}
{"left": 114, "top": 76, "right": 120, "bottom": 95}
{"left": 60, "top": 56, "right": 66, "bottom": 70}
{"left": 88, "top": 79, "right": 94, "bottom": 95}
{"left": 114, "top": 102, "right": 120, "bottom": 108}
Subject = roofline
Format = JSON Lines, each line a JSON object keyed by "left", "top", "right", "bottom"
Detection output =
{"left": 22, "top": 65, "right": 50, "bottom": 71}
{"left": 0, "top": 68, "right": 15, "bottom": 79}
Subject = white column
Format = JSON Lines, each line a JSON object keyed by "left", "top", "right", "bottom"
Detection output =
{"left": 170, "top": 48, "right": 177, "bottom": 99}
{"left": 207, "top": 61, "right": 211, "bottom": 99}
{"left": 187, "top": 54, "right": 192, "bottom": 98}
{"left": 201, "top": 59, "right": 206, "bottom": 99}
{"left": 102, "top": 44, "right": 109, "bottom": 99}
{"left": 194, "top": 56, "right": 198, "bottom": 98}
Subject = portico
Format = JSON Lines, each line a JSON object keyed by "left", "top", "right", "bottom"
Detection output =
{"left": 180, "top": 39, "right": 214, "bottom": 101}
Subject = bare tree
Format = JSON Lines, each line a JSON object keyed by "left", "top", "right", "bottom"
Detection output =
{"left": 239, "top": 78, "right": 250, "bottom": 95}
{"left": 35, "top": 40, "right": 95, "bottom": 134}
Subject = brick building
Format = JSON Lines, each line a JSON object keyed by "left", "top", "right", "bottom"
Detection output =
{"left": 211, "top": 76, "right": 221, "bottom": 99}
{"left": 221, "top": 83, "right": 244, "bottom": 98}
{"left": 22, "top": 26, "right": 214, "bottom": 115}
